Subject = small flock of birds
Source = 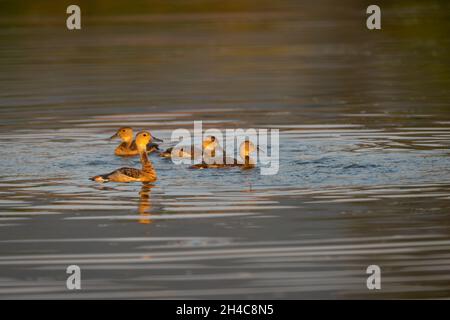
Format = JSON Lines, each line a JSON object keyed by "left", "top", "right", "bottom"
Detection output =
{"left": 90, "top": 127, "right": 260, "bottom": 183}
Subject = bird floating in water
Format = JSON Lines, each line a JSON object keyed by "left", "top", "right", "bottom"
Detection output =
{"left": 190, "top": 140, "right": 259, "bottom": 169}
{"left": 159, "top": 135, "right": 218, "bottom": 159}
{"left": 91, "top": 131, "right": 157, "bottom": 183}
{"left": 110, "top": 127, "right": 162, "bottom": 156}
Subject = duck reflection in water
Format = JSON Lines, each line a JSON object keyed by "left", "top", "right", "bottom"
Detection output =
{"left": 138, "top": 183, "right": 153, "bottom": 224}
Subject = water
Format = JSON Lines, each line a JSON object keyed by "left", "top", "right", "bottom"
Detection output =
{"left": 1, "top": 2, "right": 450, "bottom": 299}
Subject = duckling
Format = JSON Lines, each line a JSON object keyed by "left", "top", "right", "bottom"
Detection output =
{"left": 91, "top": 131, "right": 157, "bottom": 183}
{"left": 190, "top": 140, "right": 258, "bottom": 170}
{"left": 159, "top": 136, "right": 218, "bottom": 159}
{"left": 111, "top": 127, "right": 162, "bottom": 156}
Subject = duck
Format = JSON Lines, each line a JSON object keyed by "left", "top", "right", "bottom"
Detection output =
{"left": 110, "top": 127, "right": 162, "bottom": 156}
{"left": 190, "top": 140, "right": 258, "bottom": 169}
{"left": 159, "top": 136, "right": 218, "bottom": 159}
{"left": 91, "top": 131, "right": 157, "bottom": 183}
{"left": 238, "top": 140, "right": 258, "bottom": 169}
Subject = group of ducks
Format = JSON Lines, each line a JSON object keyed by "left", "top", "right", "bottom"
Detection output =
{"left": 90, "top": 127, "right": 259, "bottom": 184}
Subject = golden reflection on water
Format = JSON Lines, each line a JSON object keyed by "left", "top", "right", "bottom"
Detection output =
{"left": 138, "top": 184, "right": 153, "bottom": 224}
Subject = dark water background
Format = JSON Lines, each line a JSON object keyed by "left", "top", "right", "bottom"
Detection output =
{"left": 0, "top": 1, "right": 449, "bottom": 298}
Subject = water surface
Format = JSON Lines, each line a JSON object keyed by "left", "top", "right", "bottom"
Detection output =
{"left": 0, "top": 3, "right": 450, "bottom": 299}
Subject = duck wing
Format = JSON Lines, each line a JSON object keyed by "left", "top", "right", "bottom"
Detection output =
{"left": 116, "top": 167, "right": 142, "bottom": 178}
{"left": 90, "top": 167, "right": 142, "bottom": 183}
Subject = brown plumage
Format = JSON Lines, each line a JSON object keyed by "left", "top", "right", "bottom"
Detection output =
{"left": 190, "top": 140, "right": 257, "bottom": 169}
{"left": 91, "top": 131, "right": 157, "bottom": 183}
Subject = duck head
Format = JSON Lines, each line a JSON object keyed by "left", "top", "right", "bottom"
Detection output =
{"left": 110, "top": 127, "right": 133, "bottom": 143}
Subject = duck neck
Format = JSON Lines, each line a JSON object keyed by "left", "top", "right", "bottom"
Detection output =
{"left": 119, "top": 138, "right": 132, "bottom": 149}
{"left": 124, "top": 139, "right": 132, "bottom": 148}
{"left": 140, "top": 149, "right": 155, "bottom": 173}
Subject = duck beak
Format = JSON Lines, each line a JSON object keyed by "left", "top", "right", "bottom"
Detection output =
{"left": 109, "top": 133, "right": 119, "bottom": 140}
{"left": 152, "top": 136, "right": 163, "bottom": 143}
